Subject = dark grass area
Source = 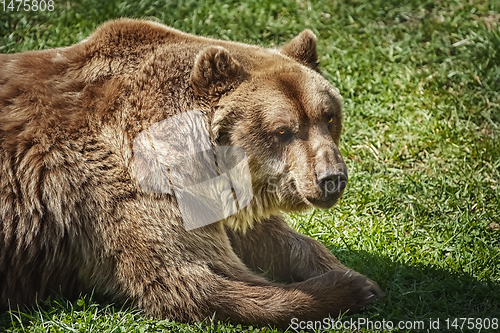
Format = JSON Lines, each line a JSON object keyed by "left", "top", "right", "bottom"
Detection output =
{"left": 1, "top": 0, "right": 499, "bottom": 332}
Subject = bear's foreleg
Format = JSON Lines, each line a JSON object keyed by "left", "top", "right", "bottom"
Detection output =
{"left": 226, "top": 215, "right": 350, "bottom": 282}
{"left": 101, "top": 209, "right": 380, "bottom": 327}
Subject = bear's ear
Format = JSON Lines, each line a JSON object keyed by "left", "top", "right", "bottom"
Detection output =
{"left": 280, "top": 29, "right": 320, "bottom": 71}
{"left": 190, "top": 46, "right": 245, "bottom": 102}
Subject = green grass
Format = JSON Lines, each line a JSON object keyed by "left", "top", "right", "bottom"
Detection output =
{"left": 1, "top": 0, "right": 499, "bottom": 332}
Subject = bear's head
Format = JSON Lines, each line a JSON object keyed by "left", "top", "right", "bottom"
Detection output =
{"left": 190, "top": 30, "right": 347, "bottom": 224}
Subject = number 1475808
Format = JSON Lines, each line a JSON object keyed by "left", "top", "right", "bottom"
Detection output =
{"left": 1, "top": 0, "right": 54, "bottom": 11}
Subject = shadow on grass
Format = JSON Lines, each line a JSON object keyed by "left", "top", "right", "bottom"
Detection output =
{"left": 331, "top": 248, "right": 500, "bottom": 326}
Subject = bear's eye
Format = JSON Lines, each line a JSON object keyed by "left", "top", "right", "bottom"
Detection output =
{"left": 328, "top": 117, "right": 334, "bottom": 125}
{"left": 275, "top": 128, "right": 292, "bottom": 141}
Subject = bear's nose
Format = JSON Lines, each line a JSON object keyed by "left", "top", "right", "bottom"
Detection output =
{"left": 317, "top": 172, "right": 348, "bottom": 199}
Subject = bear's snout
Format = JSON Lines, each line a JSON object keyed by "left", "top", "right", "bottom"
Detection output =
{"left": 306, "top": 168, "right": 348, "bottom": 209}
{"left": 318, "top": 169, "right": 348, "bottom": 196}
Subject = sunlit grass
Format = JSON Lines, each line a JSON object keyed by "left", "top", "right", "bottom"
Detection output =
{"left": 1, "top": 0, "right": 499, "bottom": 332}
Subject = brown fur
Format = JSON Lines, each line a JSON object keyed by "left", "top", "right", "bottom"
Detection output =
{"left": 0, "top": 19, "right": 381, "bottom": 327}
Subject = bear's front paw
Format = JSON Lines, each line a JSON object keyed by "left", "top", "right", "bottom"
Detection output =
{"left": 298, "top": 269, "right": 382, "bottom": 317}
{"left": 334, "top": 269, "right": 383, "bottom": 312}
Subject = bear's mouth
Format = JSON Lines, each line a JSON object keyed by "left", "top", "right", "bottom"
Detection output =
{"left": 305, "top": 193, "right": 343, "bottom": 209}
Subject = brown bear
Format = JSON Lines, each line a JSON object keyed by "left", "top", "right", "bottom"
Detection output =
{"left": 0, "top": 19, "right": 381, "bottom": 328}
